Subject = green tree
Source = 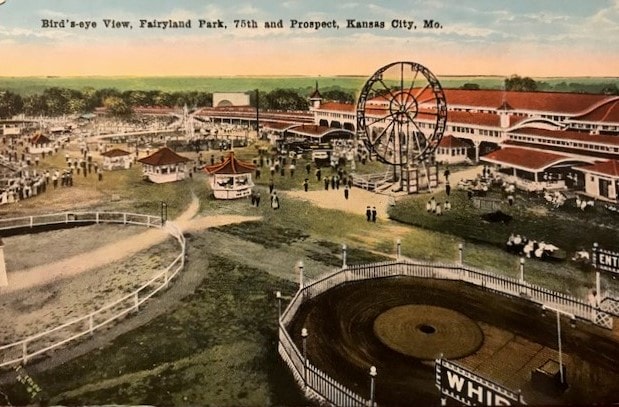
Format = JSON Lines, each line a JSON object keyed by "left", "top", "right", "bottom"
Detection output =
{"left": 264, "top": 89, "right": 308, "bottom": 110}
{"left": 461, "top": 83, "right": 480, "bottom": 90}
{"left": 23, "top": 94, "right": 48, "bottom": 116}
{"left": 0, "top": 90, "right": 24, "bottom": 118}
{"left": 322, "top": 89, "right": 355, "bottom": 103}
{"left": 504, "top": 75, "right": 538, "bottom": 92}
{"left": 103, "top": 96, "right": 132, "bottom": 116}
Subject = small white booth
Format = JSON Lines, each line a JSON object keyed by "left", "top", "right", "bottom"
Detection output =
{"left": 101, "top": 148, "right": 133, "bottom": 170}
{"left": 29, "top": 134, "right": 54, "bottom": 154}
{"left": 138, "top": 147, "right": 191, "bottom": 183}
{"left": 205, "top": 152, "right": 256, "bottom": 199}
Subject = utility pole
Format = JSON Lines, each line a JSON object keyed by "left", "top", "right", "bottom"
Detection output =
{"left": 255, "top": 89, "right": 260, "bottom": 139}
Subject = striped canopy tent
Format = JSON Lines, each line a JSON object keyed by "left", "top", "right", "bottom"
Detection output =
{"left": 204, "top": 152, "right": 256, "bottom": 200}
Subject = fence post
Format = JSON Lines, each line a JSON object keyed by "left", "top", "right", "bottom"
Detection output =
{"left": 369, "top": 366, "right": 377, "bottom": 407}
{"left": 458, "top": 243, "right": 463, "bottom": 265}
{"left": 164, "top": 268, "right": 169, "bottom": 287}
{"left": 96, "top": 212, "right": 100, "bottom": 224}
{"left": 519, "top": 257, "right": 527, "bottom": 296}
{"left": 22, "top": 341, "right": 28, "bottom": 364}
{"left": 134, "top": 292, "right": 139, "bottom": 312}
{"left": 342, "top": 244, "right": 347, "bottom": 269}
{"left": 89, "top": 314, "right": 94, "bottom": 334}
{"left": 302, "top": 328, "right": 309, "bottom": 389}
{"left": 396, "top": 239, "right": 401, "bottom": 260}
{"left": 29, "top": 216, "right": 33, "bottom": 228}
{"left": 123, "top": 213, "right": 127, "bottom": 225}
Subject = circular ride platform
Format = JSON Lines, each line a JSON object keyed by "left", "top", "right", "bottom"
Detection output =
{"left": 373, "top": 304, "right": 483, "bottom": 360}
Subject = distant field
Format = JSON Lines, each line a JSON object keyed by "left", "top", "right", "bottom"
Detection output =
{"left": 0, "top": 75, "right": 617, "bottom": 96}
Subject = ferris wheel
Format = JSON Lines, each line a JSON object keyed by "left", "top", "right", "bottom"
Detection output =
{"left": 356, "top": 61, "right": 447, "bottom": 168}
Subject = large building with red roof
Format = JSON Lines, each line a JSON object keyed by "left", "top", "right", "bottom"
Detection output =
{"left": 196, "top": 87, "right": 619, "bottom": 201}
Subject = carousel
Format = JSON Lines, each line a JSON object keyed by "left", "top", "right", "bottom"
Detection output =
{"left": 204, "top": 152, "right": 256, "bottom": 199}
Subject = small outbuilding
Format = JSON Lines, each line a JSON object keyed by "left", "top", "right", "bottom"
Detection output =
{"left": 138, "top": 147, "right": 191, "bottom": 183}
{"left": 101, "top": 148, "right": 133, "bottom": 170}
{"left": 29, "top": 134, "right": 54, "bottom": 154}
{"left": 204, "top": 152, "right": 256, "bottom": 199}
{"left": 435, "top": 135, "right": 470, "bottom": 164}
{"left": 578, "top": 160, "right": 619, "bottom": 203}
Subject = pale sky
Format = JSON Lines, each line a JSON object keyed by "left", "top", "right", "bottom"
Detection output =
{"left": 0, "top": 0, "right": 617, "bottom": 77}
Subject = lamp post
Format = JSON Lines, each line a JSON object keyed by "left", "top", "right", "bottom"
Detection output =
{"left": 592, "top": 242, "right": 601, "bottom": 298}
{"left": 396, "top": 239, "right": 401, "bottom": 260}
{"left": 160, "top": 201, "right": 168, "bottom": 225}
{"left": 369, "top": 365, "right": 377, "bottom": 407}
{"left": 298, "top": 261, "right": 304, "bottom": 289}
{"left": 342, "top": 244, "right": 347, "bottom": 268}
{"left": 276, "top": 291, "right": 282, "bottom": 320}
{"left": 458, "top": 243, "right": 463, "bottom": 265}
{"left": 519, "top": 257, "right": 525, "bottom": 281}
{"left": 542, "top": 304, "right": 575, "bottom": 386}
{"left": 301, "top": 328, "right": 309, "bottom": 388}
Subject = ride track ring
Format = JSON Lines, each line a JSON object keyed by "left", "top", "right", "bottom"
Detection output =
{"left": 356, "top": 61, "right": 447, "bottom": 166}
{"left": 287, "top": 277, "right": 506, "bottom": 406}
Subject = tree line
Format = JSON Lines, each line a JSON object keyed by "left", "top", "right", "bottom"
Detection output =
{"left": 460, "top": 74, "right": 618, "bottom": 95}
{"left": 0, "top": 86, "right": 357, "bottom": 118}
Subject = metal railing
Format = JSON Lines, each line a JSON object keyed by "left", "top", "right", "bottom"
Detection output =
{"left": 279, "top": 256, "right": 614, "bottom": 406}
{"left": 0, "top": 212, "right": 185, "bottom": 368}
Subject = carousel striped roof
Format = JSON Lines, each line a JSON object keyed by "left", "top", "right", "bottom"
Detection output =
{"left": 204, "top": 152, "right": 256, "bottom": 175}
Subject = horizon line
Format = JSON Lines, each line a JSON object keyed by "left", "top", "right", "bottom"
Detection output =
{"left": 1, "top": 74, "right": 618, "bottom": 79}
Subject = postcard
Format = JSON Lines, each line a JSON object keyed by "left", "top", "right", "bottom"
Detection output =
{"left": 0, "top": 1, "right": 617, "bottom": 406}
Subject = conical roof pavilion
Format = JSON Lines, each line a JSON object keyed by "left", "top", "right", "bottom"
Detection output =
{"left": 204, "top": 152, "right": 256, "bottom": 175}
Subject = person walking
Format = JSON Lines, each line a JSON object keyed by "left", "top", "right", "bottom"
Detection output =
{"left": 371, "top": 207, "right": 377, "bottom": 222}
{"left": 445, "top": 182, "right": 451, "bottom": 196}
{"left": 268, "top": 179, "right": 274, "bottom": 194}
{"left": 306, "top": 162, "right": 311, "bottom": 175}
{"left": 316, "top": 167, "right": 322, "bottom": 181}
{"left": 366, "top": 206, "right": 372, "bottom": 222}
{"left": 271, "top": 192, "right": 280, "bottom": 210}
{"left": 255, "top": 191, "right": 261, "bottom": 207}
{"left": 303, "top": 178, "right": 309, "bottom": 192}
{"left": 324, "top": 177, "right": 329, "bottom": 191}
{"left": 344, "top": 185, "right": 349, "bottom": 200}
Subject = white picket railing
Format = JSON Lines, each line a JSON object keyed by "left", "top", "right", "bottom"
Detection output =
{"left": 279, "top": 257, "right": 614, "bottom": 407}
{"left": 0, "top": 212, "right": 185, "bottom": 368}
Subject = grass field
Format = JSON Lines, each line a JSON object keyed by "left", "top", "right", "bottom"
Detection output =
{"left": 2, "top": 142, "right": 618, "bottom": 405}
{"left": 0, "top": 75, "right": 617, "bottom": 96}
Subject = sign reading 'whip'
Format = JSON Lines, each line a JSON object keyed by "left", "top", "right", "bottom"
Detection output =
{"left": 435, "top": 358, "right": 525, "bottom": 406}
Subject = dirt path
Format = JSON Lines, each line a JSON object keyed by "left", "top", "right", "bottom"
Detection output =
{"left": 0, "top": 194, "right": 260, "bottom": 294}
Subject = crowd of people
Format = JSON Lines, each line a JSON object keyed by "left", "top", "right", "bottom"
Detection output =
{"left": 506, "top": 233, "right": 561, "bottom": 260}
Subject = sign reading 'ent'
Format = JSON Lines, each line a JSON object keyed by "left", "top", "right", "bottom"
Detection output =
{"left": 435, "top": 358, "right": 524, "bottom": 406}
{"left": 592, "top": 245, "right": 619, "bottom": 275}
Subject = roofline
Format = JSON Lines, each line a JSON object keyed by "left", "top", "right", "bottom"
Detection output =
{"left": 481, "top": 149, "right": 594, "bottom": 171}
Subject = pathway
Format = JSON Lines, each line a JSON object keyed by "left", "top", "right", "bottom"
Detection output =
{"left": 1, "top": 194, "right": 259, "bottom": 294}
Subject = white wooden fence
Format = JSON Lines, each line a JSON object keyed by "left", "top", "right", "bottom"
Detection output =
{"left": 279, "top": 256, "right": 614, "bottom": 406}
{"left": 0, "top": 212, "right": 186, "bottom": 368}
